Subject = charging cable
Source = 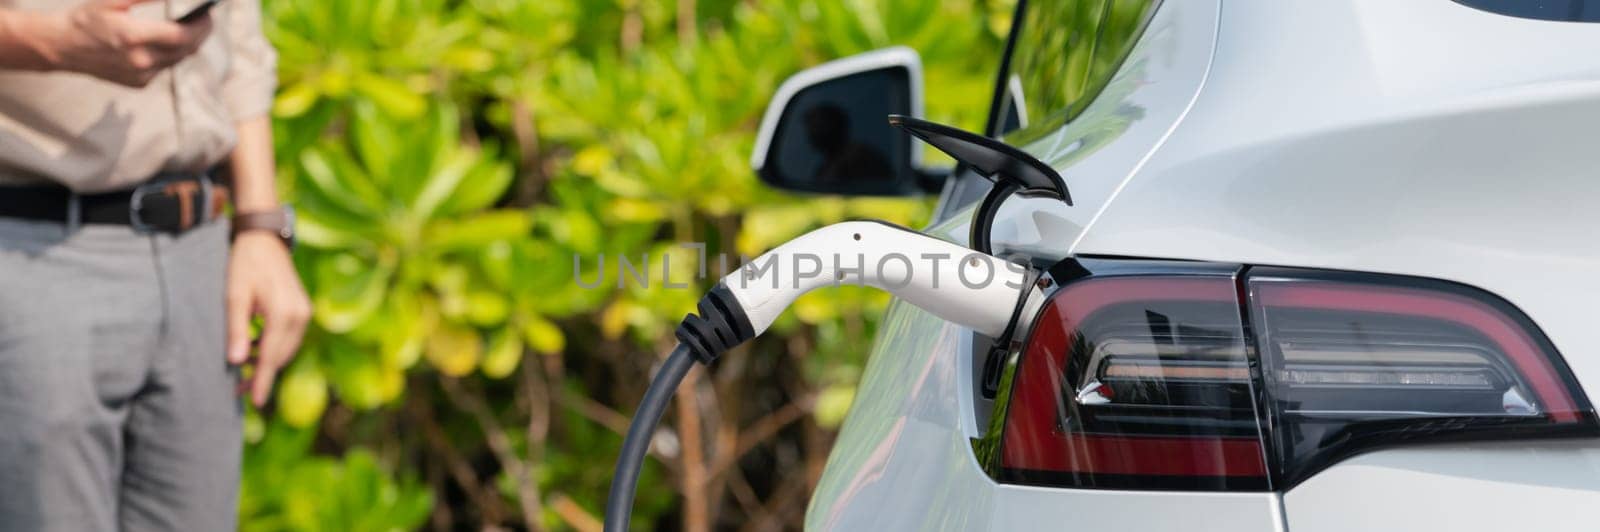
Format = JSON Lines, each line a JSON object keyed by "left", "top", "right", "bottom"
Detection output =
{"left": 604, "top": 220, "right": 1042, "bottom": 531}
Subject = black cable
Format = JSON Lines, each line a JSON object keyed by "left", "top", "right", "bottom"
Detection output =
{"left": 603, "top": 284, "right": 755, "bottom": 530}
{"left": 604, "top": 343, "right": 696, "bottom": 532}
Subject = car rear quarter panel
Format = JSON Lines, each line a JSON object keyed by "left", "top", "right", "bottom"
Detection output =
{"left": 1076, "top": 0, "right": 1600, "bottom": 403}
{"left": 813, "top": 0, "right": 1600, "bottom": 528}
{"left": 1073, "top": 0, "right": 1600, "bottom": 529}
{"left": 800, "top": 2, "right": 1299, "bottom": 528}
{"left": 807, "top": 1, "right": 1292, "bottom": 529}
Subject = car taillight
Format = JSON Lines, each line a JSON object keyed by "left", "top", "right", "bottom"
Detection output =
{"left": 995, "top": 262, "right": 1596, "bottom": 491}
{"left": 1247, "top": 268, "right": 1594, "bottom": 487}
{"left": 1000, "top": 276, "right": 1269, "bottom": 490}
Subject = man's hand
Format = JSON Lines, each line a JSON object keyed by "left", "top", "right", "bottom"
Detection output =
{"left": 0, "top": 0, "right": 212, "bottom": 87}
{"left": 226, "top": 232, "right": 311, "bottom": 407}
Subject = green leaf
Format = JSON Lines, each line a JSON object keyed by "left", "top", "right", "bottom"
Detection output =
{"left": 292, "top": 207, "right": 371, "bottom": 249}
{"left": 439, "top": 156, "right": 514, "bottom": 215}
{"left": 480, "top": 328, "right": 522, "bottom": 379}
{"left": 273, "top": 80, "right": 322, "bottom": 118}
{"left": 325, "top": 340, "right": 389, "bottom": 410}
{"left": 422, "top": 210, "right": 531, "bottom": 252}
{"left": 312, "top": 252, "right": 393, "bottom": 333}
{"left": 407, "top": 149, "right": 478, "bottom": 221}
{"left": 813, "top": 383, "right": 856, "bottom": 429}
{"left": 541, "top": 208, "right": 601, "bottom": 255}
{"left": 278, "top": 360, "right": 328, "bottom": 429}
{"left": 243, "top": 408, "right": 265, "bottom": 444}
{"left": 425, "top": 321, "right": 480, "bottom": 377}
{"left": 379, "top": 291, "right": 435, "bottom": 370}
{"left": 464, "top": 290, "right": 510, "bottom": 327}
{"left": 521, "top": 315, "right": 564, "bottom": 355}
{"left": 353, "top": 72, "right": 427, "bottom": 118}
{"left": 349, "top": 101, "right": 403, "bottom": 181}
{"left": 443, "top": 46, "right": 496, "bottom": 73}
{"left": 430, "top": 262, "right": 471, "bottom": 321}
{"left": 298, "top": 147, "right": 382, "bottom": 218}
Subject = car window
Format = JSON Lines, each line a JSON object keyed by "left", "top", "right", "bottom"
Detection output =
{"left": 996, "top": 0, "right": 1160, "bottom": 146}
{"left": 1454, "top": 0, "right": 1600, "bottom": 21}
{"left": 937, "top": 0, "right": 1160, "bottom": 221}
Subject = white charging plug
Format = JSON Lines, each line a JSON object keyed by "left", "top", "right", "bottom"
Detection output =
{"left": 718, "top": 220, "right": 1042, "bottom": 340}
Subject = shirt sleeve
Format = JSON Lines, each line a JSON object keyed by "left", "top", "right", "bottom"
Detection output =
{"left": 221, "top": 0, "right": 278, "bottom": 122}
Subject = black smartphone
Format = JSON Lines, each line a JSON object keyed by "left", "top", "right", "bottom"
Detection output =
{"left": 175, "top": 0, "right": 223, "bottom": 24}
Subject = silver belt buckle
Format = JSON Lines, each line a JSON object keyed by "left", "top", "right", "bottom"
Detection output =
{"left": 127, "top": 180, "right": 163, "bottom": 234}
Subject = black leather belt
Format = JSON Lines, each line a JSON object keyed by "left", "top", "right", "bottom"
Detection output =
{"left": 0, "top": 173, "right": 228, "bottom": 234}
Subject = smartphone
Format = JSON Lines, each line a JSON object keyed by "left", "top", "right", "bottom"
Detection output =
{"left": 175, "top": 0, "right": 223, "bottom": 24}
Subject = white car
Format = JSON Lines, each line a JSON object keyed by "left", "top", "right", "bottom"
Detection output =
{"left": 748, "top": 0, "right": 1600, "bottom": 530}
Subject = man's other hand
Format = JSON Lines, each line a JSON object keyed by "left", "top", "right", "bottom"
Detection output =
{"left": 226, "top": 232, "right": 311, "bottom": 407}
{"left": 11, "top": 0, "right": 213, "bottom": 87}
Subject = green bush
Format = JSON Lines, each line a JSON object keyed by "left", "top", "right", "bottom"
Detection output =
{"left": 254, "top": 0, "right": 1012, "bottom": 529}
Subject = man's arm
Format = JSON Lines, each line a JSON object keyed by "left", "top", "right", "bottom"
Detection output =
{"left": 0, "top": 0, "right": 211, "bottom": 87}
{"left": 221, "top": 0, "right": 305, "bottom": 407}
{"left": 226, "top": 115, "right": 311, "bottom": 407}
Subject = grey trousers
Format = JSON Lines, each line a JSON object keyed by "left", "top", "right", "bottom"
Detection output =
{"left": 0, "top": 219, "right": 239, "bottom": 531}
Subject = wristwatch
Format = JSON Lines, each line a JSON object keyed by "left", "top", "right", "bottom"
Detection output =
{"left": 231, "top": 205, "right": 296, "bottom": 249}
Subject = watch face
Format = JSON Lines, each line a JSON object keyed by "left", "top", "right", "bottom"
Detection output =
{"left": 281, "top": 205, "right": 297, "bottom": 249}
{"left": 281, "top": 206, "right": 296, "bottom": 238}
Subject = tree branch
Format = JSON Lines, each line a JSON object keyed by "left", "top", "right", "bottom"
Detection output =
{"left": 557, "top": 391, "right": 632, "bottom": 435}
{"left": 548, "top": 492, "right": 603, "bottom": 532}
{"left": 706, "top": 393, "right": 816, "bottom": 480}
{"left": 439, "top": 375, "right": 545, "bottom": 530}
{"left": 410, "top": 394, "right": 506, "bottom": 525}
{"left": 675, "top": 367, "right": 710, "bottom": 532}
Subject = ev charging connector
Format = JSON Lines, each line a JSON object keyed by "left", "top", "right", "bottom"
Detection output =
{"left": 604, "top": 220, "right": 1044, "bottom": 531}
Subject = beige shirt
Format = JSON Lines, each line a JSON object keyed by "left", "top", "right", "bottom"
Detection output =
{"left": 0, "top": 0, "right": 276, "bottom": 192}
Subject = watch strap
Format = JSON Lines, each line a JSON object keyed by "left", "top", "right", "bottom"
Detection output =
{"left": 232, "top": 209, "right": 291, "bottom": 243}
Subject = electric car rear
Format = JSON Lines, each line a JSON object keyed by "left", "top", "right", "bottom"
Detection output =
{"left": 748, "top": 0, "right": 1600, "bottom": 530}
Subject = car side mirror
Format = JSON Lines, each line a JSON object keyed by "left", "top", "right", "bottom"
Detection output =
{"left": 751, "top": 47, "right": 935, "bottom": 196}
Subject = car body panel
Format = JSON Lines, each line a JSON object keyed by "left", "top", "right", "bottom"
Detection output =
{"left": 809, "top": 2, "right": 1287, "bottom": 529}
{"left": 809, "top": 0, "right": 1600, "bottom": 529}
{"left": 1074, "top": 0, "right": 1600, "bottom": 395}
{"left": 1284, "top": 440, "right": 1600, "bottom": 532}
{"left": 1073, "top": 2, "right": 1600, "bottom": 524}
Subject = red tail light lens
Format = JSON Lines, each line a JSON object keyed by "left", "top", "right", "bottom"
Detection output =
{"left": 1247, "top": 269, "right": 1594, "bottom": 487}
{"left": 1000, "top": 276, "right": 1269, "bottom": 490}
{"left": 994, "top": 261, "right": 1596, "bottom": 491}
